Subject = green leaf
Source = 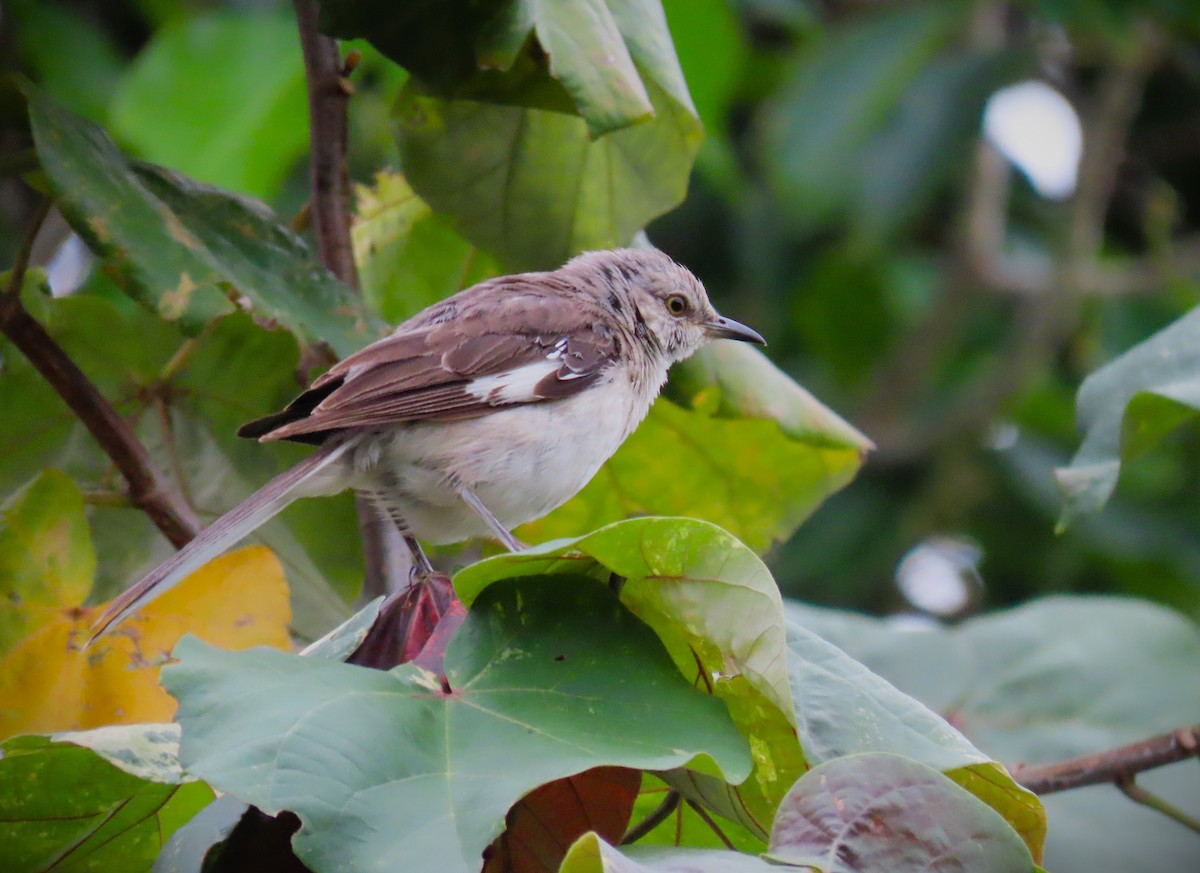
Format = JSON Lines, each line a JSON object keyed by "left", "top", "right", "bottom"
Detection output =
{"left": 667, "top": 342, "right": 873, "bottom": 451}
{"left": 12, "top": 0, "right": 124, "bottom": 120}
{"left": 109, "top": 10, "right": 308, "bottom": 201}
{"left": 560, "top": 831, "right": 774, "bottom": 872}
{"left": 787, "top": 596, "right": 1200, "bottom": 870}
{"left": 0, "top": 730, "right": 213, "bottom": 873}
{"left": 519, "top": 391, "right": 864, "bottom": 553}
{"left": 26, "top": 87, "right": 381, "bottom": 355}
{"left": 765, "top": 754, "right": 1034, "bottom": 873}
{"left": 52, "top": 723, "right": 185, "bottom": 784}
{"left": 320, "top": 0, "right": 695, "bottom": 136}
{"left": 163, "top": 576, "right": 752, "bottom": 873}
{"left": 0, "top": 470, "right": 93, "bottom": 656}
{"left": 0, "top": 288, "right": 354, "bottom": 634}
{"left": 784, "top": 608, "right": 1045, "bottom": 858}
{"left": 299, "top": 597, "right": 384, "bottom": 661}
{"left": 762, "top": 3, "right": 962, "bottom": 233}
{"left": 395, "top": 75, "right": 702, "bottom": 271}
{"left": 352, "top": 171, "right": 503, "bottom": 323}
{"left": 787, "top": 597, "right": 1200, "bottom": 763}
{"left": 457, "top": 517, "right": 800, "bottom": 838}
{"left": 1056, "top": 304, "right": 1200, "bottom": 527}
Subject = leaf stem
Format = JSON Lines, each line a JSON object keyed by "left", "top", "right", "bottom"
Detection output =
{"left": 685, "top": 799, "right": 735, "bottom": 850}
{"left": 620, "top": 790, "right": 681, "bottom": 845}
{"left": 1116, "top": 775, "right": 1200, "bottom": 835}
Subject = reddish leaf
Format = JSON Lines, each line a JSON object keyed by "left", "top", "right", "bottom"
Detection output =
{"left": 494, "top": 767, "right": 642, "bottom": 873}
{"left": 347, "top": 572, "right": 458, "bottom": 670}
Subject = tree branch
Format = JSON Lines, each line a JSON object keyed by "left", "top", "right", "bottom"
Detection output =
{"left": 0, "top": 292, "right": 202, "bottom": 547}
{"left": 293, "top": 0, "right": 358, "bottom": 287}
{"left": 1010, "top": 724, "right": 1200, "bottom": 798}
{"left": 292, "top": 0, "right": 407, "bottom": 597}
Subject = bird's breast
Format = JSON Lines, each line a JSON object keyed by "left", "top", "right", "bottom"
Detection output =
{"left": 358, "top": 368, "right": 662, "bottom": 543}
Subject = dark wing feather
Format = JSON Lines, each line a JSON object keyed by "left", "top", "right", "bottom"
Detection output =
{"left": 239, "top": 278, "right": 624, "bottom": 443}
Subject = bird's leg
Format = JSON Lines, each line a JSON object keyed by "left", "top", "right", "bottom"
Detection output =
{"left": 402, "top": 533, "right": 435, "bottom": 580}
{"left": 451, "top": 479, "right": 523, "bottom": 552}
{"left": 365, "top": 489, "right": 435, "bottom": 579}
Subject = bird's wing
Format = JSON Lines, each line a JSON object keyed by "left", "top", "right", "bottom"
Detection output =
{"left": 240, "top": 279, "right": 622, "bottom": 442}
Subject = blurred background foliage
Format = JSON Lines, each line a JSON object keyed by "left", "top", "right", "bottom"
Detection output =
{"left": 4, "top": 0, "right": 1200, "bottom": 629}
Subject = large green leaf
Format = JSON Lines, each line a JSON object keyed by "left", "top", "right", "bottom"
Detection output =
{"left": 786, "top": 597, "right": 1200, "bottom": 761}
{"left": 0, "top": 728, "right": 212, "bottom": 873}
{"left": 352, "top": 171, "right": 503, "bottom": 323}
{"left": 163, "top": 576, "right": 752, "bottom": 873}
{"left": 395, "top": 75, "right": 702, "bottom": 271}
{"left": 1056, "top": 304, "right": 1200, "bottom": 527}
{"left": 0, "top": 469, "right": 93, "bottom": 656}
{"left": 457, "top": 517, "right": 800, "bottom": 839}
{"left": 787, "top": 597, "right": 1200, "bottom": 873}
{"left": 784, "top": 611, "right": 1045, "bottom": 858}
{"left": 320, "top": 0, "right": 694, "bottom": 136}
{"left": 109, "top": 10, "right": 308, "bottom": 200}
{"left": 765, "top": 754, "right": 1034, "bottom": 873}
{"left": 0, "top": 285, "right": 354, "bottom": 634}
{"left": 26, "top": 87, "right": 381, "bottom": 355}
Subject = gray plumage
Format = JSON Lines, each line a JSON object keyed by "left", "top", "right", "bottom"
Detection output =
{"left": 90, "top": 248, "right": 764, "bottom": 640}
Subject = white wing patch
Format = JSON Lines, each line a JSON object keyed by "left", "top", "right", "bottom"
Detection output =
{"left": 466, "top": 357, "right": 563, "bottom": 404}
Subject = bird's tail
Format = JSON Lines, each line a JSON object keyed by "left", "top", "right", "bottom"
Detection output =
{"left": 88, "top": 439, "right": 354, "bottom": 644}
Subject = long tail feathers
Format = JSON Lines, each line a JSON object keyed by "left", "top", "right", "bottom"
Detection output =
{"left": 87, "top": 440, "right": 353, "bottom": 645}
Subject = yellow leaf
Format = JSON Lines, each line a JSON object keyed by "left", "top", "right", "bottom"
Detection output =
{"left": 0, "top": 546, "right": 291, "bottom": 740}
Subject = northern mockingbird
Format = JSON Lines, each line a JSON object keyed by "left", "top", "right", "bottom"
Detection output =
{"left": 90, "top": 248, "right": 765, "bottom": 638}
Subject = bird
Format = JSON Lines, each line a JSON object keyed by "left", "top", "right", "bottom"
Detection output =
{"left": 89, "top": 248, "right": 765, "bottom": 640}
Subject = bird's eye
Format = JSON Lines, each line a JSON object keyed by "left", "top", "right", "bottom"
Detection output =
{"left": 666, "top": 295, "right": 688, "bottom": 316}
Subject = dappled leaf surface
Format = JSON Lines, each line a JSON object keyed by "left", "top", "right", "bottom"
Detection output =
{"left": 0, "top": 469, "right": 93, "bottom": 657}
{"left": 27, "top": 87, "right": 380, "bottom": 355}
{"left": 395, "top": 77, "right": 701, "bottom": 271}
{"left": 163, "top": 576, "right": 751, "bottom": 873}
{"left": 0, "top": 732, "right": 212, "bottom": 873}
{"left": 765, "top": 754, "right": 1034, "bottom": 873}
{"left": 1056, "top": 304, "right": 1200, "bottom": 526}
{"left": 0, "top": 471, "right": 290, "bottom": 739}
{"left": 0, "top": 543, "right": 291, "bottom": 741}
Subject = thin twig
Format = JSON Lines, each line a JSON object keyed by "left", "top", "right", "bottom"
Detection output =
{"left": 1010, "top": 723, "right": 1200, "bottom": 795}
{"left": 4, "top": 197, "right": 52, "bottom": 296}
{"left": 621, "top": 790, "right": 682, "bottom": 845}
{"left": 0, "top": 293, "right": 202, "bottom": 547}
{"left": 1116, "top": 775, "right": 1200, "bottom": 835}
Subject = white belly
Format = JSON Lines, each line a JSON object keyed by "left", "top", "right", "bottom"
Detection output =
{"left": 349, "top": 374, "right": 655, "bottom": 543}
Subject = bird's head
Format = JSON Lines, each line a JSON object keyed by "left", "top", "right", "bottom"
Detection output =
{"left": 567, "top": 248, "right": 765, "bottom": 364}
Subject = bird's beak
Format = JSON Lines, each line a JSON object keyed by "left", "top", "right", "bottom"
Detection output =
{"left": 705, "top": 314, "right": 766, "bottom": 346}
